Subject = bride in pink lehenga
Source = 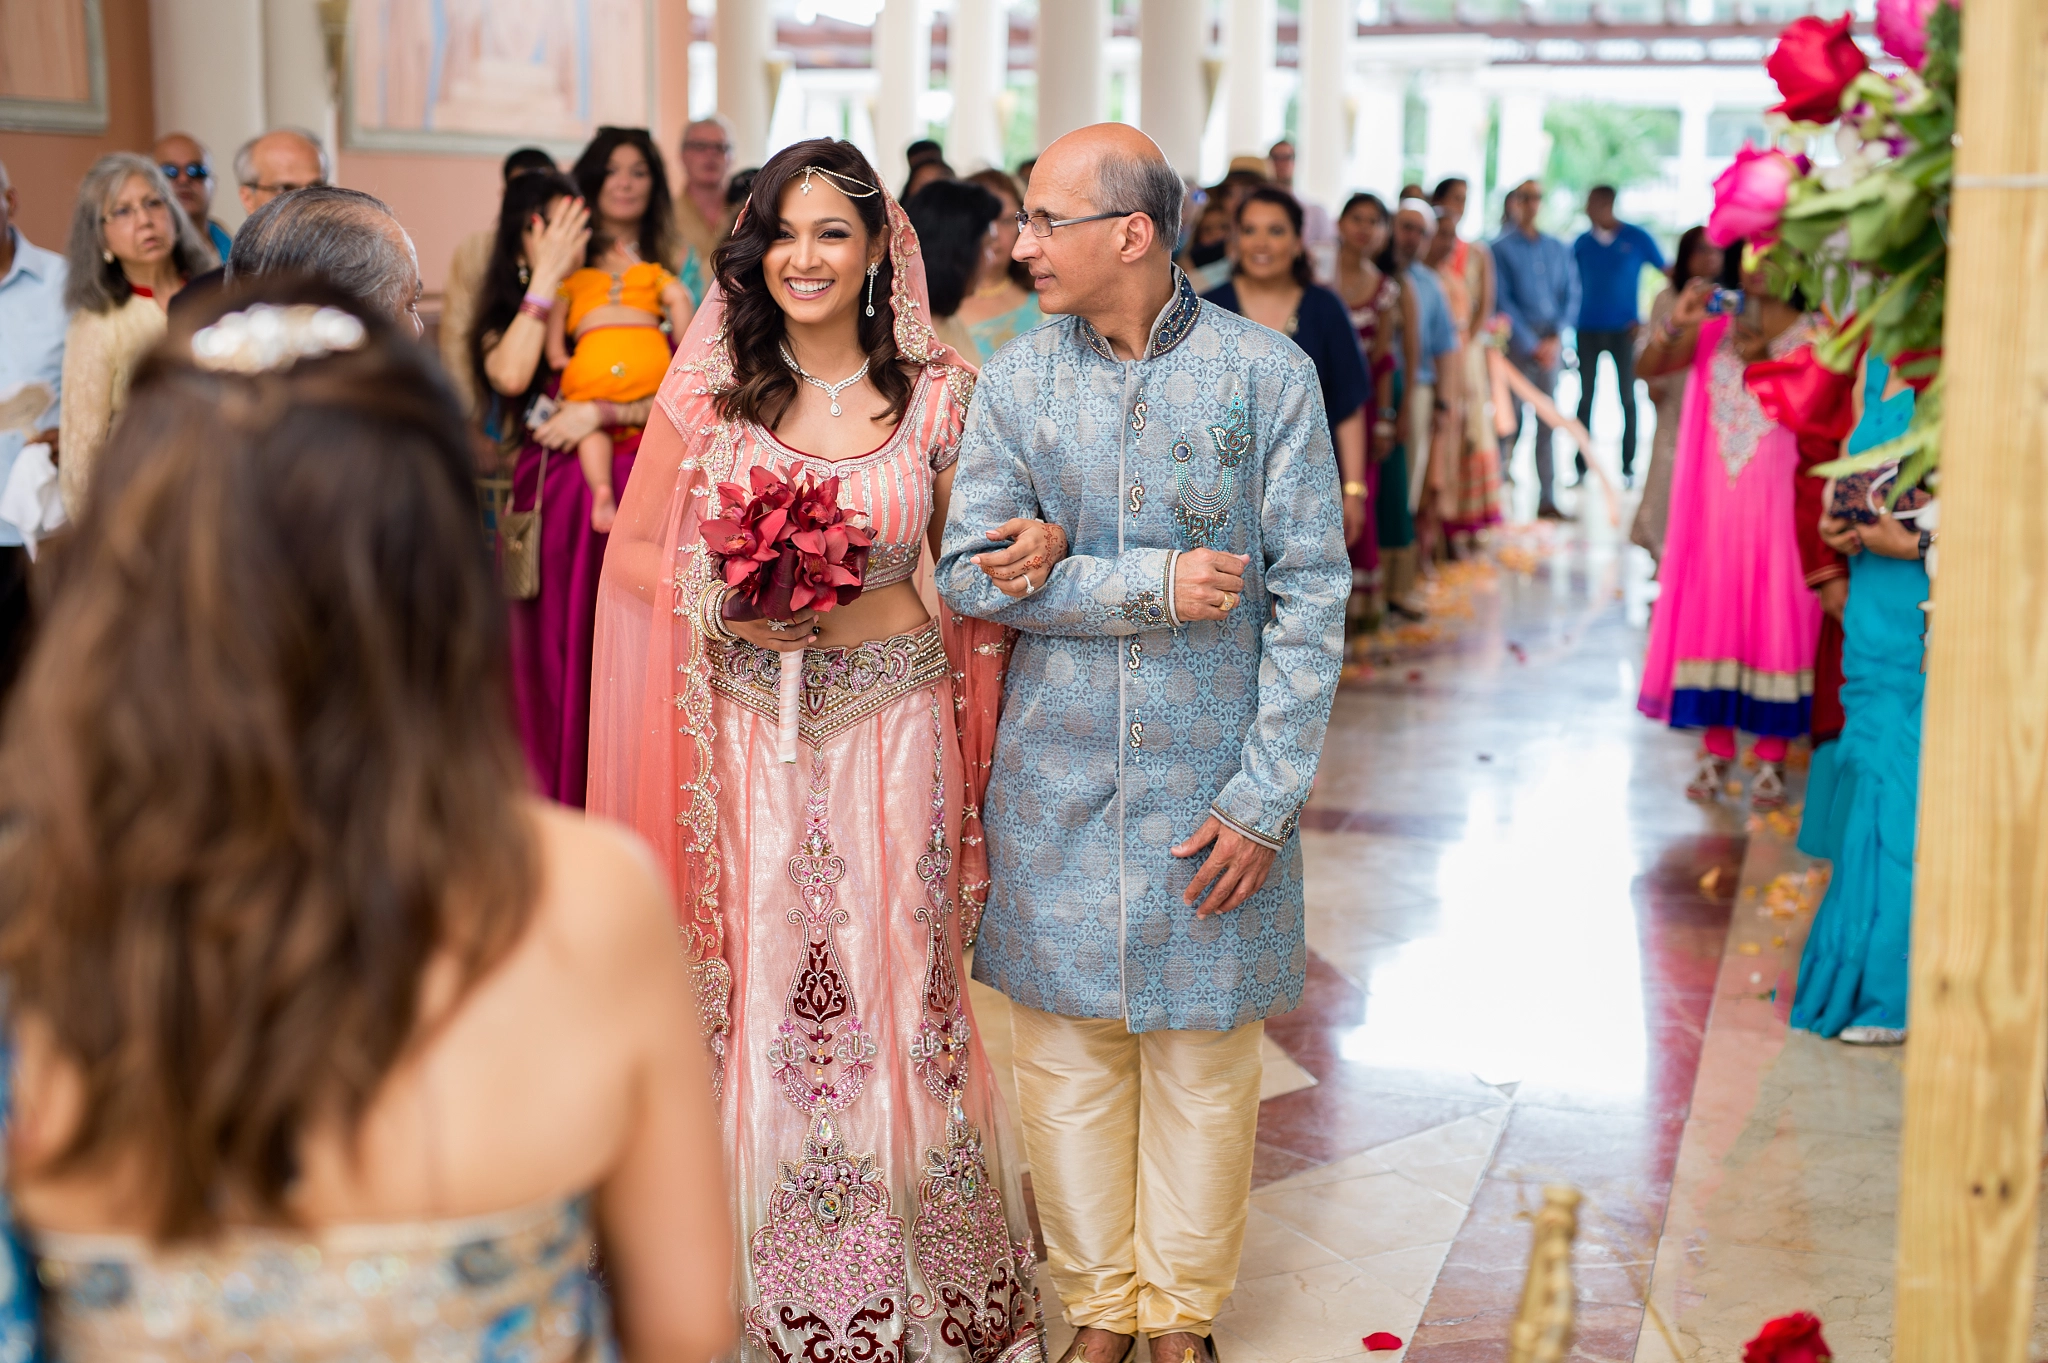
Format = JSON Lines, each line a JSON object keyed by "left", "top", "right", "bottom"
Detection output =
{"left": 587, "top": 138, "right": 1052, "bottom": 1363}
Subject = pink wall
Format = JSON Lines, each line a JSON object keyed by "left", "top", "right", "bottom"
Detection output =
{"left": 3, "top": 0, "right": 691, "bottom": 293}
{"left": 0, "top": 0, "right": 156, "bottom": 248}
{"left": 343, "top": 0, "right": 694, "bottom": 296}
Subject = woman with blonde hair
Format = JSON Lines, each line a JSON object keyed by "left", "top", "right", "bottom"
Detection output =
{"left": 3, "top": 281, "right": 733, "bottom": 1363}
{"left": 57, "top": 152, "right": 211, "bottom": 515}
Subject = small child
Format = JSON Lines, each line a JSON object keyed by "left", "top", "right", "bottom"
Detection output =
{"left": 546, "top": 259, "right": 693, "bottom": 531}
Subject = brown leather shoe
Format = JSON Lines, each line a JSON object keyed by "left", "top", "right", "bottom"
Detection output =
{"left": 1057, "top": 1327, "right": 1136, "bottom": 1363}
{"left": 1148, "top": 1331, "right": 1218, "bottom": 1363}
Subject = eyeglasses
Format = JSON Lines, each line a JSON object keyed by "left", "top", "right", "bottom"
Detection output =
{"left": 682, "top": 139, "right": 731, "bottom": 154}
{"left": 1015, "top": 208, "right": 1141, "bottom": 238}
{"left": 104, "top": 196, "right": 172, "bottom": 225}
{"left": 160, "top": 160, "right": 211, "bottom": 182}
{"left": 245, "top": 180, "right": 327, "bottom": 196}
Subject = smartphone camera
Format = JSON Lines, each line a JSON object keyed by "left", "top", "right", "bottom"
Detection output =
{"left": 1705, "top": 288, "right": 1745, "bottom": 316}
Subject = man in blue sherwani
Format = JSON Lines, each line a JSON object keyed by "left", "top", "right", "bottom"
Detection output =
{"left": 937, "top": 124, "right": 1348, "bottom": 1363}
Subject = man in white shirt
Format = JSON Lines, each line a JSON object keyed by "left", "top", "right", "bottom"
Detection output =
{"left": 0, "top": 157, "right": 69, "bottom": 690}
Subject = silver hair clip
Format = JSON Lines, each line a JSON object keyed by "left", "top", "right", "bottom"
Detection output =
{"left": 190, "top": 304, "right": 367, "bottom": 375}
{"left": 797, "top": 165, "right": 882, "bottom": 199}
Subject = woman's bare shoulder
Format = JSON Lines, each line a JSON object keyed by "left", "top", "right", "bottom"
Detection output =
{"left": 522, "top": 800, "right": 682, "bottom": 981}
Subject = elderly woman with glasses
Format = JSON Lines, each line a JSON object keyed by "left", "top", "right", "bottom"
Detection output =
{"left": 59, "top": 152, "right": 211, "bottom": 518}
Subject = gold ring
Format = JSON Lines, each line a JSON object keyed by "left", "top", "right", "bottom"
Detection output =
{"left": 1222, "top": 591, "right": 1239, "bottom": 611}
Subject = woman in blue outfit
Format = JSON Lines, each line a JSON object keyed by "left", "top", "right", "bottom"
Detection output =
{"left": 1204, "top": 186, "right": 1373, "bottom": 553}
{"left": 1791, "top": 356, "right": 1926, "bottom": 1045}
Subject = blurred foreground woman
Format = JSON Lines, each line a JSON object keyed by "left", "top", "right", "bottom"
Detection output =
{"left": 0, "top": 284, "right": 733, "bottom": 1363}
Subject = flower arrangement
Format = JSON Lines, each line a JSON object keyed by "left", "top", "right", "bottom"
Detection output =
{"left": 701, "top": 465, "right": 872, "bottom": 761}
{"left": 1713, "top": 0, "right": 1960, "bottom": 498}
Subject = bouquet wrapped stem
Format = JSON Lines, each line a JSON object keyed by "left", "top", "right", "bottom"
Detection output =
{"left": 700, "top": 466, "right": 872, "bottom": 763}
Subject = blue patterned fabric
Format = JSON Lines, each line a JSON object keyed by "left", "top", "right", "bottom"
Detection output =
{"left": 0, "top": 1051, "right": 40, "bottom": 1363}
{"left": 936, "top": 269, "right": 1349, "bottom": 1032}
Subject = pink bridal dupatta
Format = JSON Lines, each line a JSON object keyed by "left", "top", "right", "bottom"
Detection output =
{"left": 585, "top": 194, "right": 1011, "bottom": 1092}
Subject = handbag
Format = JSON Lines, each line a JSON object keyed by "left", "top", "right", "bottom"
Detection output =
{"left": 498, "top": 449, "right": 545, "bottom": 601}
{"left": 1825, "top": 462, "right": 1929, "bottom": 526}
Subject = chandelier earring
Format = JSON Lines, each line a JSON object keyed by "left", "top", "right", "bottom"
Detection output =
{"left": 865, "top": 262, "right": 879, "bottom": 318}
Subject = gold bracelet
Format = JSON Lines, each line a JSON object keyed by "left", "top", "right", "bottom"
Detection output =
{"left": 1342, "top": 481, "right": 1368, "bottom": 497}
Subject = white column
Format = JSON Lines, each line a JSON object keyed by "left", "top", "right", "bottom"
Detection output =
{"left": 1346, "top": 62, "right": 1405, "bottom": 200}
{"left": 1421, "top": 65, "right": 1486, "bottom": 230}
{"left": 1296, "top": 0, "right": 1348, "bottom": 211}
{"left": 1676, "top": 90, "right": 1714, "bottom": 226}
{"left": 717, "top": 0, "right": 776, "bottom": 164}
{"left": 1222, "top": 0, "right": 1275, "bottom": 158}
{"left": 150, "top": 0, "right": 265, "bottom": 213}
{"left": 948, "top": 0, "right": 1006, "bottom": 172}
{"left": 1140, "top": 0, "right": 1207, "bottom": 178}
{"left": 1494, "top": 87, "right": 1549, "bottom": 217}
{"left": 1037, "top": 0, "right": 1105, "bottom": 149}
{"left": 261, "top": 0, "right": 335, "bottom": 158}
{"left": 873, "top": 0, "right": 931, "bottom": 190}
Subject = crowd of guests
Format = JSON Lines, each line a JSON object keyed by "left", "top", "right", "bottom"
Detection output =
{"left": 0, "top": 102, "right": 1929, "bottom": 1363}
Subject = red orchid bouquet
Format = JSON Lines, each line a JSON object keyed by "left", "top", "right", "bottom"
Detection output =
{"left": 700, "top": 465, "right": 872, "bottom": 761}
{"left": 1714, "top": 0, "right": 1960, "bottom": 500}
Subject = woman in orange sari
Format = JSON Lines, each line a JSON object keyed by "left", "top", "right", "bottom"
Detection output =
{"left": 587, "top": 138, "right": 1052, "bottom": 1363}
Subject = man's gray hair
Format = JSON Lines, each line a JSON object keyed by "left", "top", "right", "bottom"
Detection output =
{"left": 232, "top": 127, "right": 333, "bottom": 187}
{"left": 1095, "top": 147, "right": 1183, "bottom": 253}
{"left": 228, "top": 186, "right": 414, "bottom": 318}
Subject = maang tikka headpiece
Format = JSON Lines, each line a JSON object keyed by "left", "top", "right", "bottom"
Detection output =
{"left": 797, "top": 166, "right": 882, "bottom": 199}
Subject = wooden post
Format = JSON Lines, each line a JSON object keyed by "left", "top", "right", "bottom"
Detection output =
{"left": 1893, "top": 0, "right": 2048, "bottom": 1357}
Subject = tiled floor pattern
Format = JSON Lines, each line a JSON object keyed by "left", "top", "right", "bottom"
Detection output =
{"left": 1632, "top": 806, "right": 2048, "bottom": 1361}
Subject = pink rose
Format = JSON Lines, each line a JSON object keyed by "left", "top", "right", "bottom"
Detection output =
{"left": 1766, "top": 14, "right": 1869, "bottom": 123}
{"left": 1709, "top": 145, "right": 1798, "bottom": 248}
{"left": 1876, "top": 0, "right": 1957, "bottom": 70}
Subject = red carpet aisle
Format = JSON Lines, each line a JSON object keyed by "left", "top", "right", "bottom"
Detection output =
{"left": 975, "top": 513, "right": 1746, "bottom": 1360}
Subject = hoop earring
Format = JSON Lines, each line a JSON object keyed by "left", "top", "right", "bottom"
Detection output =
{"left": 865, "top": 262, "right": 878, "bottom": 318}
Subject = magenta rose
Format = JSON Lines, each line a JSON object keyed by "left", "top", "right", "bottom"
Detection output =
{"left": 1709, "top": 145, "right": 1798, "bottom": 248}
{"left": 1876, "top": 0, "right": 1956, "bottom": 70}
{"left": 1766, "top": 14, "right": 1869, "bottom": 123}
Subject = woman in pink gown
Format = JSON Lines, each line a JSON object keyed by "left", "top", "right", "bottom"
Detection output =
{"left": 587, "top": 139, "right": 1049, "bottom": 1363}
{"left": 1636, "top": 257, "right": 1820, "bottom": 811}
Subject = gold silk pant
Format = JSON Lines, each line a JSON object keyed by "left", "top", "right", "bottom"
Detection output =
{"left": 1008, "top": 1001, "right": 1265, "bottom": 1337}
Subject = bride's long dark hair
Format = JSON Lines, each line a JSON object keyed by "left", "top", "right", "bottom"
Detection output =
{"left": 711, "top": 139, "right": 913, "bottom": 429}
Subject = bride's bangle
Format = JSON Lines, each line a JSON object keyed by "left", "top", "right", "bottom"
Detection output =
{"left": 698, "top": 582, "right": 738, "bottom": 641}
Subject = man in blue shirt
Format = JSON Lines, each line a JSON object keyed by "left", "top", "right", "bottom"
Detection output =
{"left": 1492, "top": 179, "right": 1578, "bottom": 519}
{"left": 0, "top": 157, "right": 69, "bottom": 692}
{"left": 1383, "top": 200, "right": 1461, "bottom": 616}
{"left": 155, "top": 132, "right": 234, "bottom": 264}
{"left": 1571, "top": 185, "right": 1665, "bottom": 486}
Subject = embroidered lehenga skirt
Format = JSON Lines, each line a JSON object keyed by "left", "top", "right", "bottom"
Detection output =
{"left": 707, "top": 623, "right": 1044, "bottom": 1363}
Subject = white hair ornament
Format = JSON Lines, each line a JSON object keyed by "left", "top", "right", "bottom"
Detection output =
{"left": 190, "top": 304, "right": 367, "bottom": 375}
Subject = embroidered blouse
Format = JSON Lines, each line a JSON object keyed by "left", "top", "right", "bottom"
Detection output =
{"left": 745, "top": 370, "right": 957, "bottom": 591}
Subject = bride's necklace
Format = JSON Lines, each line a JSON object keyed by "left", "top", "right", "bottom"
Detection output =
{"left": 781, "top": 345, "right": 870, "bottom": 418}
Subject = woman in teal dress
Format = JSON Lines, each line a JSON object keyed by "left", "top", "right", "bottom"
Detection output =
{"left": 1791, "top": 357, "right": 1926, "bottom": 1044}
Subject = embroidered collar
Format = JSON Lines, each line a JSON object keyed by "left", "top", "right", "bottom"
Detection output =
{"left": 1076, "top": 267, "right": 1201, "bottom": 364}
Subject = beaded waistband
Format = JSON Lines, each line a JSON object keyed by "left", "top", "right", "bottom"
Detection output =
{"left": 708, "top": 622, "right": 947, "bottom": 747}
